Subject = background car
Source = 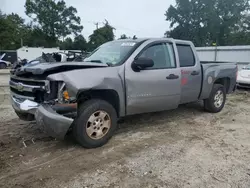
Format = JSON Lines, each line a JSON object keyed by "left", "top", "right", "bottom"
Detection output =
{"left": 237, "top": 64, "right": 250, "bottom": 88}
{"left": 0, "top": 53, "right": 11, "bottom": 69}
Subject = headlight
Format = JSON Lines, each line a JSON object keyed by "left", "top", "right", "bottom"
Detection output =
{"left": 45, "top": 80, "right": 51, "bottom": 93}
{"left": 57, "top": 82, "right": 75, "bottom": 103}
{"left": 63, "top": 90, "right": 70, "bottom": 100}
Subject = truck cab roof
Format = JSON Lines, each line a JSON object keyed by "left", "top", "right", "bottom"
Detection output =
{"left": 117, "top": 38, "right": 194, "bottom": 46}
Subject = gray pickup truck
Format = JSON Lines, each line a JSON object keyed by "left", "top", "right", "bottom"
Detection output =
{"left": 10, "top": 38, "right": 237, "bottom": 148}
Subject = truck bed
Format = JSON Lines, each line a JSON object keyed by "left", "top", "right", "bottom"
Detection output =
{"left": 199, "top": 62, "right": 237, "bottom": 100}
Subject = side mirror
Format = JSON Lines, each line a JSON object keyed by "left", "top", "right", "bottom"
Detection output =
{"left": 132, "top": 57, "right": 154, "bottom": 71}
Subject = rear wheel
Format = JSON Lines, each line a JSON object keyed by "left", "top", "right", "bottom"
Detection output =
{"left": 204, "top": 84, "right": 226, "bottom": 113}
{"left": 73, "top": 99, "right": 117, "bottom": 148}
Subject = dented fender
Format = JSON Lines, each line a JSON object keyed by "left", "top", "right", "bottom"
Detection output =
{"left": 47, "top": 66, "right": 126, "bottom": 116}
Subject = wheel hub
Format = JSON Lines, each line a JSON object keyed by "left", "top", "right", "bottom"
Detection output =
{"left": 86, "top": 111, "right": 111, "bottom": 140}
{"left": 214, "top": 90, "right": 224, "bottom": 108}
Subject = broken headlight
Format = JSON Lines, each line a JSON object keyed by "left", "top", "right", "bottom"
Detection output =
{"left": 57, "top": 82, "right": 76, "bottom": 103}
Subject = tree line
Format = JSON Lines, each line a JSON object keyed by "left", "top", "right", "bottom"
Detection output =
{"left": 166, "top": 0, "right": 250, "bottom": 46}
{"left": 1, "top": 0, "right": 250, "bottom": 51}
{"left": 0, "top": 0, "right": 118, "bottom": 51}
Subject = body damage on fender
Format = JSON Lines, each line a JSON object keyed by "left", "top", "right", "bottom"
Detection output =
{"left": 47, "top": 66, "right": 126, "bottom": 116}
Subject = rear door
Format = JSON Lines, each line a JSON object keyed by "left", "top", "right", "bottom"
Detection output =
{"left": 125, "top": 41, "right": 181, "bottom": 115}
{"left": 176, "top": 44, "right": 202, "bottom": 104}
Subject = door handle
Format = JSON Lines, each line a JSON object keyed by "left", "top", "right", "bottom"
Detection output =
{"left": 191, "top": 71, "right": 200, "bottom": 76}
{"left": 166, "top": 74, "right": 179, "bottom": 80}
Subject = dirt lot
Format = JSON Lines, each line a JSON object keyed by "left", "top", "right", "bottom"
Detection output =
{"left": 1, "top": 86, "right": 250, "bottom": 187}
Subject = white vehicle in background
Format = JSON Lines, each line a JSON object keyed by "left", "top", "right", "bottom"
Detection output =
{"left": 237, "top": 65, "right": 250, "bottom": 88}
{"left": 0, "top": 53, "right": 11, "bottom": 69}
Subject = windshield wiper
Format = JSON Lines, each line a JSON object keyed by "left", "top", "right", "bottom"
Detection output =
{"left": 106, "top": 62, "right": 113, "bottom": 67}
{"left": 84, "top": 59, "right": 113, "bottom": 66}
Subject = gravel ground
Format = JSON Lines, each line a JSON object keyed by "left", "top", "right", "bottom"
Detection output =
{"left": 0, "top": 80, "right": 250, "bottom": 188}
{"left": 0, "top": 73, "right": 10, "bottom": 86}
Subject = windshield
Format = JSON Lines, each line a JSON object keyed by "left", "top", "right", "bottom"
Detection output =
{"left": 84, "top": 40, "right": 138, "bottom": 65}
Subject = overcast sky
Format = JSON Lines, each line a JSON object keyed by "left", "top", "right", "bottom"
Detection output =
{"left": 2, "top": 0, "right": 175, "bottom": 39}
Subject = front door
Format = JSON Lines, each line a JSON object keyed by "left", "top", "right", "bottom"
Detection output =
{"left": 125, "top": 42, "right": 181, "bottom": 115}
{"left": 176, "top": 44, "right": 202, "bottom": 104}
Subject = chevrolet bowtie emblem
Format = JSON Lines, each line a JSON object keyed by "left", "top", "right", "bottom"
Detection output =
{"left": 16, "top": 82, "right": 24, "bottom": 91}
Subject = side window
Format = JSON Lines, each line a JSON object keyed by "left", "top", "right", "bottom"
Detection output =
{"left": 176, "top": 45, "right": 195, "bottom": 67}
{"left": 139, "top": 43, "right": 176, "bottom": 69}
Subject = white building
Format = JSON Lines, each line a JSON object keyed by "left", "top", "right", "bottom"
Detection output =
{"left": 196, "top": 45, "right": 250, "bottom": 64}
{"left": 17, "top": 46, "right": 60, "bottom": 61}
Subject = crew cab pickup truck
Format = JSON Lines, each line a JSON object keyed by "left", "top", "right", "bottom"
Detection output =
{"left": 10, "top": 38, "right": 237, "bottom": 148}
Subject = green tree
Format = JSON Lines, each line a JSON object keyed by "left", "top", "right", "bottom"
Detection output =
{"left": 88, "top": 20, "right": 115, "bottom": 50}
{"left": 227, "top": 13, "right": 250, "bottom": 45}
{"left": 0, "top": 12, "right": 29, "bottom": 50}
{"left": 73, "top": 34, "right": 87, "bottom": 51}
{"left": 25, "top": 25, "right": 57, "bottom": 47}
{"left": 59, "top": 37, "right": 74, "bottom": 50}
{"left": 0, "top": 11, "right": 11, "bottom": 49}
{"left": 119, "top": 34, "right": 128, "bottom": 39}
{"left": 132, "top": 35, "right": 137, "bottom": 40}
{"left": 25, "top": 0, "right": 83, "bottom": 45}
{"left": 165, "top": 0, "right": 250, "bottom": 46}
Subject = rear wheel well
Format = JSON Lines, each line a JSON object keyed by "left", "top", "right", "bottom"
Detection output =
{"left": 214, "top": 78, "right": 230, "bottom": 93}
{"left": 77, "top": 90, "right": 120, "bottom": 117}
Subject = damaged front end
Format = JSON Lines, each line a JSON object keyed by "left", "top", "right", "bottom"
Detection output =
{"left": 35, "top": 81, "right": 77, "bottom": 139}
{"left": 10, "top": 62, "right": 111, "bottom": 139}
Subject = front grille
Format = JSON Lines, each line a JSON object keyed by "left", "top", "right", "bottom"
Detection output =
{"left": 10, "top": 87, "right": 35, "bottom": 97}
{"left": 10, "top": 76, "right": 47, "bottom": 102}
{"left": 10, "top": 77, "right": 45, "bottom": 86}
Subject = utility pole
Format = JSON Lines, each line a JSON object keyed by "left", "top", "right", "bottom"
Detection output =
{"left": 213, "top": 38, "right": 218, "bottom": 62}
{"left": 21, "top": 38, "right": 23, "bottom": 47}
{"left": 94, "top": 22, "right": 99, "bottom": 29}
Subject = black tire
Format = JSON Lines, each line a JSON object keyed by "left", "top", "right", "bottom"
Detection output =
{"left": 0, "top": 63, "right": 7, "bottom": 69}
{"left": 15, "top": 111, "right": 35, "bottom": 121}
{"left": 204, "top": 84, "right": 226, "bottom": 113}
{"left": 73, "top": 99, "right": 117, "bottom": 148}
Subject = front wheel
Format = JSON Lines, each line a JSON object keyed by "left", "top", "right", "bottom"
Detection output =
{"left": 204, "top": 84, "right": 226, "bottom": 113}
{"left": 73, "top": 99, "right": 117, "bottom": 148}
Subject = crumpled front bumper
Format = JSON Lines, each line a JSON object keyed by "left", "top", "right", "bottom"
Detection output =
{"left": 11, "top": 95, "right": 74, "bottom": 139}
{"left": 11, "top": 96, "right": 39, "bottom": 115}
{"left": 35, "top": 105, "right": 74, "bottom": 139}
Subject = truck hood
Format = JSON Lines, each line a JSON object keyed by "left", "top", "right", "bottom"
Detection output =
{"left": 14, "top": 62, "right": 108, "bottom": 76}
{"left": 47, "top": 66, "right": 124, "bottom": 96}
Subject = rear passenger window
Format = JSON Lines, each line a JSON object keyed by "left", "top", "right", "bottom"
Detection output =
{"left": 177, "top": 45, "right": 195, "bottom": 67}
